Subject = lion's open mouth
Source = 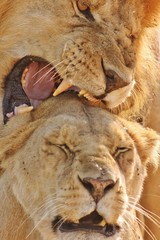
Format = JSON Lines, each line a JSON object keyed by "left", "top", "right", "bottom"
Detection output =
{"left": 3, "top": 55, "right": 101, "bottom": 123}
{"left": 52, "top": 211, "right": 120, "bottom": 237}
{"left": 3, "top": 55, "right": 135, "bottom": 123}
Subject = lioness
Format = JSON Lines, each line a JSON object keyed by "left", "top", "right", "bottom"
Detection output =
{"left": 0, "top": 94, "right": 159, "bottom": 240}
{"left": 0, "top": 0, "right": 160, "bottom": 239}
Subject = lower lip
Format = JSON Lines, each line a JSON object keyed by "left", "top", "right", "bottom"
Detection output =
{"left": 59, "top": 221, "right": 119, "bottom": 237}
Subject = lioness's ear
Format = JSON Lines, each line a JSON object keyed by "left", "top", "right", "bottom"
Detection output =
{"left": 0, "top": 120, "right": 42, "bottom": 173}
{"left": 120, "top": 119, "right": 160, "bottom": 168}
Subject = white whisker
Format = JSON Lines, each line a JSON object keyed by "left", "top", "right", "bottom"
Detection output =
{"left": 25, "top": 204, "right": 64, "bottom": 239}
{"left": 128, "top": 201, "right": 160, "bottom": 227}
{"left": 25, "top": 213, "right": 47, "bottom": 239}
{"left": 123, "top": 217, "right": 137, "bottom": 240}
{"left": 57, "top": 216, "right": 68, "bottom": 231}
{"left": 32, "top": 59, "right": 59, "bottom": 78}
{"left": 135, "top": 215, "right": 157, "bottom": 240}
{"left": 142, "top": 194, "right": 160, "bottom": 198}
{"left": 17, "top": 194, "right": 62, "bottom": 231}
{"left": 33, "top": 60, "right": 64, "bottom": 86}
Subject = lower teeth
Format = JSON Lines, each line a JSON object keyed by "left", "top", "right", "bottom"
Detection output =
{"left": 14, "top": 105, "right": 33, "bottom": 115}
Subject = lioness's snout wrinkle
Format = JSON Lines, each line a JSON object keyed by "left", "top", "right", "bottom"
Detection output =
{"left": 77, "top": 155, "right": 119, "bottom": 202}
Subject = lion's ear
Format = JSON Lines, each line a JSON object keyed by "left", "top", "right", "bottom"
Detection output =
{"left": 120, "top": 119, "right": 160, "bottom": 168}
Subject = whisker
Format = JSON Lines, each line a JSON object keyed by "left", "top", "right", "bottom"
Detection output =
{"left": 135, "top": 202, "right": 160, "bottom": 222}
{"left": 57, "top": 216, "right": 68, "bottom": 232}
{"left": 52, "top": 215, "right": 67, "bottom": 230}
{"left": 135, "top": 215, "right": 157, "bottom": 240}
{"left": 142, "top": 194, "right": 160, "bottom": 198}
{"left": 17, "top": 195, "right": 62, "bottom": 231}
{"left": 50, "top": 57, "right": 79, "bottom": 82}
{"left": 50, "top": 61, "right": 72, "bottom": 81}
{"left": 25, "top": 205, "right": 64, "bottom": 239}
{"left": 125, "top": 209, "right": 157, "bottom": 240}
{"left": 33, "top": 66, "right": 55, "bottom": 86}
{"left": 32, "top": 59, "right": 59, "bottom": 78}
{"left": 50, "top": 64, "right": 65, "bottom": 80}
{"left": 123, "top": 217, "right": 138, "bottom": 240}
{"left": 128, "top": 201, "right": 160, "bottom": 227}
{"left": 33, "top": 66, "right": 56, "bottom": 86}
{"left": 25, "top": 213, "right": 48, "bottom": 239}
{"left": 33, "top": 60, "right": 64, "bottom": 86}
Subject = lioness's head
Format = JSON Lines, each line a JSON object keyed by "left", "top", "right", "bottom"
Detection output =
{"left": 1, "top": 94, "right": 159, "bottom": 240}
{"left": 0, "top": 0, "right": 160, "bottom": 124}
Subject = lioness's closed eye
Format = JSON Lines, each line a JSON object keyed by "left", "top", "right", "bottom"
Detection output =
{"left": 0, "top": 94, "right": 159, "bottom": 240}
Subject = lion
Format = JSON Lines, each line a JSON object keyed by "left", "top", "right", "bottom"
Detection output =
{"left": 0, "top": 94, "right": 160, "bottom": 240}
{"left": 0, "top": 0, "right": 160, "bottom": 239}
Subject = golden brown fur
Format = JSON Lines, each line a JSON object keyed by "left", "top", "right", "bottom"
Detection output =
{"left": 0, "top": 1, "right": 160, "bottom": 239}
{"left": 0, "top": 94, "right": 160, "bottom": 240}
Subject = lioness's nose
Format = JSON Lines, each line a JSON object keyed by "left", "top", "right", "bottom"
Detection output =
{"left": 80, "top": 177, "right": 116, "bottom": 202}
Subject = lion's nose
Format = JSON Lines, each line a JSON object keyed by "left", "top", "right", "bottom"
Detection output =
{"left": 97, "top": 59, "right": 134, "bottom": 100}
{"left": 80, "top": 177, "right": 116, "bottom": 202}
{"left": 105, "top": 70, "right": 129, "bottom": 93}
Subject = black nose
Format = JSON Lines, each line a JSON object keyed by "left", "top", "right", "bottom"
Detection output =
{"left": 104, "top": 69, "right": 129, "bottom": 94}
{"left": 80, "top": 177, "right": 116, "bottom": 202}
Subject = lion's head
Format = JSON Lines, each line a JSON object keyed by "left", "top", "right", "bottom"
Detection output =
{"left": 0, "top": 94, "right": 159, "bottom": 240}
{"left": 0, "top": 0, "right": 160, "bottom": 125}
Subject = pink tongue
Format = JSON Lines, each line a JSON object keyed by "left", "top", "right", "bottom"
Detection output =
{"left": 22, "top": 61, "right": 58, "bottom": 100}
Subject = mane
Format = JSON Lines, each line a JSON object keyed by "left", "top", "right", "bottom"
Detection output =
{"left": 144, "top": 0, "right": 160, "bottom": 26}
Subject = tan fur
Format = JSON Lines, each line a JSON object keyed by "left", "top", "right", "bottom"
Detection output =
{"left": 0, "top": 1, "right": 160, "bottom": 239}
{"left": 0, "top": 94, "right": 160, "bottom": 240}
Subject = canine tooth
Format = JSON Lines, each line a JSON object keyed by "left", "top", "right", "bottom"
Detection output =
{"left": 6, "top": 112, "right": 14, "bottom": 118}
{"left": 21, "top": 67, "right": 28, "bottom": 87}
{"left": 78, "top": 89, "right": 88, "bottom": 96}
{"left": 14, "top": 105, "right": 33, "bottom": 115}
{"left": 99, "top": 220, "right": 106, "bottom": 227}
{"left": 53, "top": 79, "right": 72, "bottom": 96}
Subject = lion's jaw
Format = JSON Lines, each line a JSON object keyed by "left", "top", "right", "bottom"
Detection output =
{"left": 6, "top": 95, "right": 152, "bottom": 240}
